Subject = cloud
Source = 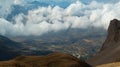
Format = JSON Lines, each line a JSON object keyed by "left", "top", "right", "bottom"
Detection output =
{"left": 96, "top": 0, "right": 120, "bottom": 3}
{"left": 0, "top": 0, "right": 13, "bottom": 17}
{"left": 14, "top": 0, "right": 25, "bottom": 5}
{"left": 0, "top": 0, "right": 25, "bottom": 18}
{"left": 0, "top": 0, "right": 120, "bottom": 36}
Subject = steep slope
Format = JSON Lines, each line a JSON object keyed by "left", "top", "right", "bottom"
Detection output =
{"left": 0, "top": 52, "right": 92, "bottom": 67}
{"left": 0, "top": 35, "right": 54, "bottom": 61}
{"left": 0, "top": 35, "right": 22, "bottom": 60}
{"left": 87, "top": 19, "right": 120, "bottom": 66}
{"left": 101, "top": 19, "right": 120, "bottom": 51}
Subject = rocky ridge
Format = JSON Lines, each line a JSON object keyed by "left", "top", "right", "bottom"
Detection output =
{"left": 87, "top": 19, "right": 120, "bottom": 66}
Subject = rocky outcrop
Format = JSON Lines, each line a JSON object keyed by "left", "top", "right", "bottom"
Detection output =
{"left": 0, "top": 52, "right": 92, "bottom": 67}
{"left": 101, "top": 19, "right": 120, "bottom": 51}
{"left": 87, "top": 19, "right": 120, "bottom": 66}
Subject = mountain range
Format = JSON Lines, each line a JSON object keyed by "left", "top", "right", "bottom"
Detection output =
{"left": 0, "top": 19, "right": 120, "bottom": 67}
{"left": 8, "top": 28, "right": 106, "bottom": 60}
{"left": 6, "top": 0, "right": 71, "bottom": 21}
{"left": 0, "top": 35, "right": 53, "bottom": 61}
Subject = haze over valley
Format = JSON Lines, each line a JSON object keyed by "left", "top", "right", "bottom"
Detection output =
{"left": 0, "top": 0, "right": 120, "bottom": 67}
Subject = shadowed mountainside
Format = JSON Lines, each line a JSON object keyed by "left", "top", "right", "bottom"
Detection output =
{"left": 0, "top": 52, "right": 92, "bottom": 67}
{"left": 87, "top": 19, "right": 120, "bottom": 66}
{"left": 0, "top": 35, "right": 22, "bottom": 61}
{"left": 0, "top": 35, "right": 53, "bottom": 61}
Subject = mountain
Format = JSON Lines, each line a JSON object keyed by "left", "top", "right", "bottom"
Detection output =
{"left": 0, "top": 35, "right": 21, "bottom": 60}
{"left": 0, "top": 35, "right": 53, "bottom": 61}
{"left": 6, "top": 1, "right": 71, "bottom": 21}
{"left": 30, "top": 1, "right": 49, "bottom": 7}
{"left": 0, "top": 52, "right": 92, "bottom": 67}
{"left": 87, "top": 19, "right": 120, "bottom": 66}
{"left": 9, "top": 28, "right": 106, "bottom": 60}
{"left": 29, "top": 1, "right": 71, "bottom": 8}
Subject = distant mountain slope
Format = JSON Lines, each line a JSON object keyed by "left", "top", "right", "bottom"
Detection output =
{"left": 0, "top": 52, "right": 92, "bottom": 67}
{"left": 0, "top": 35, "right": 21, "bottom": 60}
{"left": 0, "top": 35, "right": 53, "bottom": 61}
{"left": 0, "top": 35, "right": 22, "bottom": 49}
{"left": 9, "top": 28, "right": 106, "bottom": 60}
{"left": 6, "top": 1, "right": 71, "bottom": 21}
{"left": 87, "top": 19, "right": 120, "bottom": 66}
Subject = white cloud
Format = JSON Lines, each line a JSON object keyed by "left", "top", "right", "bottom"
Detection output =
{"left": 0, "top": 1, "right": 120, "bottom": 36}
{"left": 14, "top": 0, "right": 25, "bottom": 5}
{"left": 0, "top": 0, "right": 13, "bottom": 17}
{"left": 0, "top": 0, "right": 25, "bottom": 18}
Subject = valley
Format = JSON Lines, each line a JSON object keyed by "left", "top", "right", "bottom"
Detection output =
{"left": 8, "top": 28, "right": 106, "bottom": 60}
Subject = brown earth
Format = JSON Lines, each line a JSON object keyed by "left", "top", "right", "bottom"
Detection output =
{"left": 96, "top": 62, "right": 120, "bottom": 67}
{"left": 0, "top": 52, "right": 91, "bottom": 67}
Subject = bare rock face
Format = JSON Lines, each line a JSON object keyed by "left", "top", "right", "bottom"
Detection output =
{"left": 87, "top": 19, "right": 120, "bottom": 66}
{"left": 0, "top": 52, "right": 92, "bottom": 67}
{"left": 101, "top": 19, "right": 120, "bottom": 51}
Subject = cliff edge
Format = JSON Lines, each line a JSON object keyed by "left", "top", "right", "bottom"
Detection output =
{"left": 87, "top": 19, "right": 120, "bottom": 66}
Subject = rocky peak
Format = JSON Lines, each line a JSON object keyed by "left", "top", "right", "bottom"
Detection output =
{"left": 101, "top": 19, "right": 120, "bottom": 51}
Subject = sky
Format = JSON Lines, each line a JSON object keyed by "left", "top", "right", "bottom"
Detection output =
{"left": 0, "top": 0, "right": 120, "bottom": 36}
